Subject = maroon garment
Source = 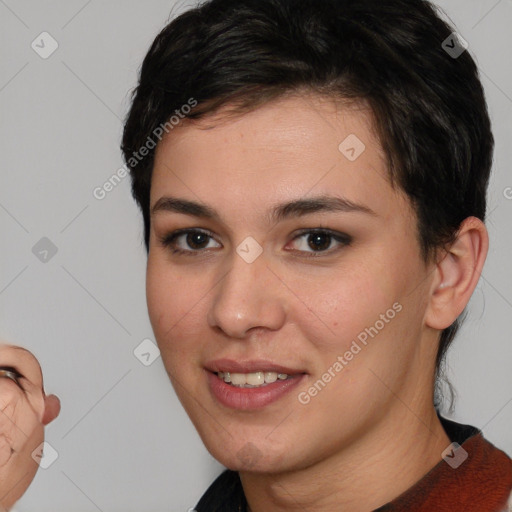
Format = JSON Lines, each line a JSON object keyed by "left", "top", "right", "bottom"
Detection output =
{"left": 376, "top": 427, "right": 512, "bottom": 511}
{"left": 195, "top": 416, "right": 512, "bottom": 511}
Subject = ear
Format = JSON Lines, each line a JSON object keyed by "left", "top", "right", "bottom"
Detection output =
{"left": 425, "top": 217, "right": 489, "bottom": 330}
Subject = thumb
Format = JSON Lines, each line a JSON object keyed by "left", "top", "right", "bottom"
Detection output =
{"left": 42, "top": 394, "right": 61, "bottom": 426}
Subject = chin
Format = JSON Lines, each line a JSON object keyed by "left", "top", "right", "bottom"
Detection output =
{"left": 204, "top": 435, "right": 295, "bottom": 474}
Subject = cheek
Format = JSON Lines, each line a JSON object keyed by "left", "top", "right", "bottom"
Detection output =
{"left": 294, "top": 254, "right": 418, "bottom": 409}
{"left": 146, "top": 258, "right": 206, "bottom": 366}
{"left": 146, "top": 258, "right": 187, "bottom": 334}
{"left": 296, "top": 264, "right": 395, "bottom": 355}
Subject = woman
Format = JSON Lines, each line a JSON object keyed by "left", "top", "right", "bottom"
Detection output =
{"left": 3, "top": 0, "right": 511, "bottom": 510}
{"left": 120, "top": 0, "right": 512, "bottom": 509}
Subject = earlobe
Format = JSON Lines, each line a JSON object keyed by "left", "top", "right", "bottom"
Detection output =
{"left": 425, "top": 217, "right": 489, "bottom": 331}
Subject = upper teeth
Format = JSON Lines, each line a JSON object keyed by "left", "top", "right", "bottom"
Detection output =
{"left": 217, "top": 371, "right": 290, "bottom": 387}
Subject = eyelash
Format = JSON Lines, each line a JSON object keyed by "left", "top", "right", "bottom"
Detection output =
{"left": 158, "top": 228, "right": 352, "bottom": 258}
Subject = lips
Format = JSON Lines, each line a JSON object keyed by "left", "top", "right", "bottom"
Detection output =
{"left": 206, "top": 369, "right": 307, "bottom": 410}
{"left": 204, "top": 358, "right": 306, "bottom": 375}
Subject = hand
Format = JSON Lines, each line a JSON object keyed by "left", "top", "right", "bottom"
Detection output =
{"left": 0, "top": 343, "right": 60, "bottom": 511}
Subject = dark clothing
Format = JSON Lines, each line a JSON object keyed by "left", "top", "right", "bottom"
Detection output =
{"left": 194, "top": 416, "right": 512, "bottom": 511}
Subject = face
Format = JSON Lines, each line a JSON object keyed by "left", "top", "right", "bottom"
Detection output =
{"left": 146, "top": 94, "right": 438, "bottom": 474}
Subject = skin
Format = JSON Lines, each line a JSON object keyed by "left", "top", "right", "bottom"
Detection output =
{"left": 0, "top": 344, "right": 60, "bottom": 511}
{"left": 146, "top": 93, "right": 488, "bottom": 511}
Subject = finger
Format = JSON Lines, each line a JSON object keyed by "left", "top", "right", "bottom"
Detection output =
{"left": 0, "top": 380, "right": 28, "bottom": 455}
{"left": 0, "top": 433, "right": 13, "bottom": 467}
{"left": 0, "top": 346, "right": 46, "bottom": 422}
{"left": 0, "top": 379, "right": 23, "bottom": 413}
{"left": 42, "top": 394, "right": 60, "bottom": 426}
{"left": 0, "top": 345, "right": 43, "bottom": 391}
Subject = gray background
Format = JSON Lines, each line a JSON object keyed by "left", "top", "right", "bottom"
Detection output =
{"left": 0, "top": 1, "right": 511, "bottom": 511}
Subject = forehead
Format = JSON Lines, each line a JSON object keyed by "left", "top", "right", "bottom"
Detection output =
{"left": 150, "top": 94, "right": 406, "bottom": 225}
{"left": 155, "top": 93, "right": 382, "bottom": 159}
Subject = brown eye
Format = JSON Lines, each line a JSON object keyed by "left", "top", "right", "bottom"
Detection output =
{"left": 306, "top": 232, "right": 333, "bottom": 251}
{"left": 290, "top": 229, "right": 352, "bottom": 256}
{"left": 184, "top": 231, "right": 211, "bottom": 249}
{"left": 159, "top": 229, "right": 220, "bottom": 255}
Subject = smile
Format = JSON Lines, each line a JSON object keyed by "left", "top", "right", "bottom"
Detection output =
{"left": 207, "top": 370, "right": 307, "bottom": 410}
{"left": 217, "top": 371, "right": 292, "bottom": 387}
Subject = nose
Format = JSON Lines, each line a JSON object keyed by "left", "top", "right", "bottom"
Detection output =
{"left": 207, "top": 248, "right": 287, "bottom": 339}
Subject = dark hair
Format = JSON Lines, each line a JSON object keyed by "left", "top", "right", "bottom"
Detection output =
{"left": 121, "top": 0, "right": 494, "bottom": 408}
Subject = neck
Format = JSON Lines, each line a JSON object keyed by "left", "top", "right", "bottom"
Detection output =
{"left": 240, "top": 405, "right": 451, "bottom": 512}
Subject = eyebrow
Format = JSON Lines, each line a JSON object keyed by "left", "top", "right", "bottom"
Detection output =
{"left": 151, "top": 194, "right": 376, "bottom": 224}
